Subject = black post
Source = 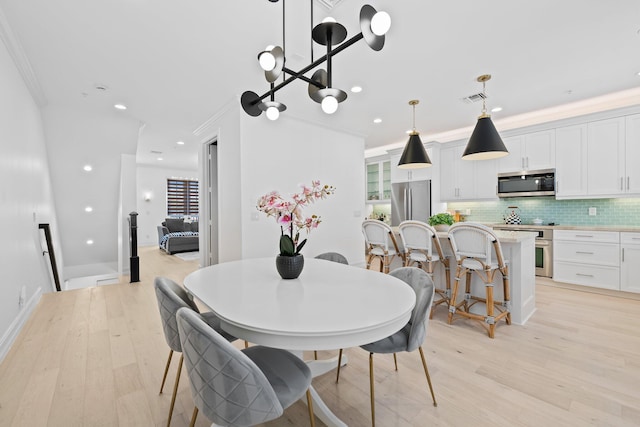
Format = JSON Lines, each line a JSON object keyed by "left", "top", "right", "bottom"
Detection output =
{"left": 129, "top": 211, "right": 140, "bottom": 283}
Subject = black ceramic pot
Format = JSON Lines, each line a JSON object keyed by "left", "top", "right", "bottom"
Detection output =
{"left": 275, "top": 254, "right": 304, "bottom": 279}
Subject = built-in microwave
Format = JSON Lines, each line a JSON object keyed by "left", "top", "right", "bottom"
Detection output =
{"left": 497, "top": 169, "right": 555, "bottom": 198}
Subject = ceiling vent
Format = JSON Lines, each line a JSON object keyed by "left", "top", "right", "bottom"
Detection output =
{"left": 316, "top": 0, "right": 345, "bottom": 10}
{"left": 461, "top": 92, "right": 487, "bottom": 104}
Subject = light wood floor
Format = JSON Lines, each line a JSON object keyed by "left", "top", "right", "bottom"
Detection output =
{"left": 1, "top": 246, "right": 640, "bottom": 426}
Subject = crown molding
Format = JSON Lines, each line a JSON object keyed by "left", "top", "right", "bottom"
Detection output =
{"left": 0, "top": 7, "right": 47, "bottom": 107}
{"left": 192, "top": 96, "right": 239, "bottom": 139}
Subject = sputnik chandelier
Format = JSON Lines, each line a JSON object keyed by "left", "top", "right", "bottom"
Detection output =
{"left": 241, "top": 1, "right": 391, "bottom": 120}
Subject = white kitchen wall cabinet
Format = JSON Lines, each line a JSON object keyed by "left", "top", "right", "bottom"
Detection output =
{"left": 498, "top": 130, "right": 555, "bottom": 173}
{"left": 389, "top": 147, "right": 434, "bottom": 183}
{"left": 440, "top": 144, "right": 474, "bottom": 200}
{"left": 620, "top": 232, "right": 640, "bottom": 293}
{"left": 553, "top": 230, "right": 620, "bottom": 290}
{"left": 366, "top": 159, "right": 391, "bottom": 202}
{"left": 555, "top": 124, "right": 588, "bottom": 198}
{"left": 440, "top": 144, "right": 497, "bottom": 201}
{"left": 587, "top": 117, "right": 625, "bottom": 197}
{"left": 625, "top": 114, "right": 640, "bottom": 195}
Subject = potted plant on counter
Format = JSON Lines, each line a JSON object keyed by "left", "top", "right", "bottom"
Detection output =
{"left": 428, "top": 212, "right": 455, "bottom": 231}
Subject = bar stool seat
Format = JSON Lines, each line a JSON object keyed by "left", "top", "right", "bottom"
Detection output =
{"left": 446, "top": 223, "right": 511, "bottom": 338}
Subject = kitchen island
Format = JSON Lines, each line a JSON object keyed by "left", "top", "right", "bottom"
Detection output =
{"left": 433, "top": 229, "right": 537, "bottom": 325}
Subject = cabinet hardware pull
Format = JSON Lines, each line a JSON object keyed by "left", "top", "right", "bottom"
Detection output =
{"left": 628, "top": 176, "right": 630, "bottom": 191}
{"left": 620, "top": 177, "right": 623, "bottom": 190}
{"left": 575, "top": 235, "right": 594, "bottom": 238}
{"left": 575, "top": 251, "right": 594, "bottom": 255}
{"left": 622, "top": 248, "right": 625, "bottom": 262}
{"left": 576, "top": 273, "right": 594, "bottom": 277}
{"left": 631, "top": 237, "right": 640, "bottom": 240}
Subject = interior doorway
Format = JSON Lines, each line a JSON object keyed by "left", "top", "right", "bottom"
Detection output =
{"left": 203, "top": 139, "right": 219, "bottom": 266}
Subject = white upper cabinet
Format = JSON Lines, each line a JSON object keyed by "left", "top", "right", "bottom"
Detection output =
{"left": 498, "top": 130, "right": 555, "bottom": 173}
{"left": 389, "top": 147, "right": 434, "bottom": 183}
{"left": 555, "top": 124, "right": 588, "bottom": 198}
{"left": 625, "top": 114, "right": 640, "bottom": 195}
{"left": 586, "top": 117, "right": 625, "bottom": 197}
{"left": 440, "top": 144, "right": 497, "bottom": 201}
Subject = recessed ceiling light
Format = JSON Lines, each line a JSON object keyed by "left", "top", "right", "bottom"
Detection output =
{"left": 637, "top": 71, "right": 640, "bottom": 76}
{"left": 114, "top": 104, "right": 127, "bottom": 110}
{"left": 176, "top": 141, "right": 185, "bottom": 145}
{"left": 86, "top": 239, "right": 94, "bottom": 245}
{"left": 83, "top": 165, "right": 92, "bottom": 172}
{"left": 85, "top": 206, "right": 93, "bottom": 213}
{"left": 491, "top": 107, "right": 503, "bottom": 113}
{"left": 351, "top": 86, "right": 363, "bottom": 93}
{"left": 373, "top": 118, "right": 382, "bottom": 124}
{"left": 157, "top": 157, "right": 164, "bottom": 161}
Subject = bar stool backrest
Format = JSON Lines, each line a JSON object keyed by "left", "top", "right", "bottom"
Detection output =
{"left": 448, "top": 223, "right": 505, "bottom": 268}
{"left": 398, "top": 220, "right": 442, "bottom": 260}
{"left": 362, "top": 219, "right": 396, "bottom": 252}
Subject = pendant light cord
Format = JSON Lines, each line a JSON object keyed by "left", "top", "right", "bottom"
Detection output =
{"left": 481, "top": 79, "right": 487, "bottom": 116}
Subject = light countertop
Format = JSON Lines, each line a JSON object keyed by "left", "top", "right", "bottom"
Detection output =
{"left": 488, "top": 223, "right": 640, "bottom": 233}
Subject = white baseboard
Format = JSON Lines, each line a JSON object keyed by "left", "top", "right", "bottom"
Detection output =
{"left": 0, "top": 287, "right": 42, "bottom": 362}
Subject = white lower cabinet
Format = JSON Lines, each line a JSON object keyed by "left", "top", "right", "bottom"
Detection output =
{"left": 553, "top": 230, "right": 620, "bottom": 290}
{"left": 621, "top": 232, "right": 640, "bottom": 293}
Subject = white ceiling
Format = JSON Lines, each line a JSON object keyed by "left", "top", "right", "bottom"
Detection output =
{"left": 1, "top": 0, "right": 639, "bottom": 168}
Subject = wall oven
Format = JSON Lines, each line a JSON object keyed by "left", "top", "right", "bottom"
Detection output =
{"left": 494, "top": 227, "right": 553, "bottom": 277}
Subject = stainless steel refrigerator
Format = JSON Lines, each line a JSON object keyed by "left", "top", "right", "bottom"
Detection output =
{"left": 391, "top": 180, "right": 432, "bottom": 226}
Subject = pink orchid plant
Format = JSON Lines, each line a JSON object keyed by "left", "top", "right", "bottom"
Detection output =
{"left": 257, "top": 180, "right": 335, "bottom": 256}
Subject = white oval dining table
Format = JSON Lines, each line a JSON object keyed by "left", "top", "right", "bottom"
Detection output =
{"left": 184, "top": 257, "right": 416, "bottom": 427}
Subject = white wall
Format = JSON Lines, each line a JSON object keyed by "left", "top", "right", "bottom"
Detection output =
{"left": 42, "top": 106, "right": 140, "bottom": 279}
{"left": 0, "top": 38, "right": 61, "bottom": 359}
{"left": 240, "top": 115, "right": 367, "bottom": 265}
{"left": 136, "top": 164, "right": 198, "bottom": 247}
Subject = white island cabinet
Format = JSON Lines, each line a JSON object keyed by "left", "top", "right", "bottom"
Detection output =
{"left": 621, "top": 232, "right": 640, "bottom": 293}
{"left": 435, "top": 230, "right": 536, "bottom": 325}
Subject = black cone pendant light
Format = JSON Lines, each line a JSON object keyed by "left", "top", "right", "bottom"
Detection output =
{"left": 398, "top": 100, "right": 431, "bottom": 169}
{"left": 462, "top": 74, "right": 509, "bottom": 160}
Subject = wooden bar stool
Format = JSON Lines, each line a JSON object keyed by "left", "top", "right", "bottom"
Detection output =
{"left": 362, "top": 219, "right": 403, "bottom": 274}
{"left": 446, "top": 223, "right": 511, "bottom": 338}
{"left": 398, "top": 220, "right": 451, "bottom": 317}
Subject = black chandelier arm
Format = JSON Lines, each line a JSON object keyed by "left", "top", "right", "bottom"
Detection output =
{"left": 248, "top": 31, "right": 365, "bottom": 105}
{"left": 283, "top": 67, "right": 324, "bottom": 88}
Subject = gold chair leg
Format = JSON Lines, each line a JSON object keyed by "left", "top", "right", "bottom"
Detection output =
{"left": 306, "top": 389, "right": 316, "bottom": 427}
{"left": 188, "top": 406, "right": 198, "bottom": 427}
{"left": 244, "top": 340, "right": 249, "bottom": 348}
{"left": 167, "top": 354, "right": 183, "bottom": 427}
{"left": 418, "top": 346, "right": 437, "bottom": 407}
{"left": 159, "top": 349, "right": 173, "bottom": 394}
{"left": 393, "top": 353, "right": 398, "bottom": 371}
{"left": 314, "top": 350, "right": 318, "bottom": 360}
{"left": 369, "top": 353, "right": 376, "bottom": 427}
{"left": 336, "top": 349, "right": 343, "bottom": 383}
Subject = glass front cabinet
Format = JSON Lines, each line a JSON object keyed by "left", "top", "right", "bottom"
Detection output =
{"left": 366, "top": 159, "right": 391, "bottom": 202}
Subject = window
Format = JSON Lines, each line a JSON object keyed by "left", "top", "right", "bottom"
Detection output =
{"left": 167, "top": 179, "right": 199, "bottom": 216}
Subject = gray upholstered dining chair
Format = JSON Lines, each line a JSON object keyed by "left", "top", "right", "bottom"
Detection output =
{"left": 176, "top": 308, "right": 316, "bottom": 427}
{"left": 315, "top": 251, "right": 349, "bottom": 265}
{"left": 398, "top": 220, "right": 452, "bottom": 317}
{"left": 336, "top": 267, "right": 437, "bottom": 427}
{"left": 447, "top": 222, "right": 511, "bottom": 338}
{"left": 154, "top": 277, "right": 237, "bottom": 427}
